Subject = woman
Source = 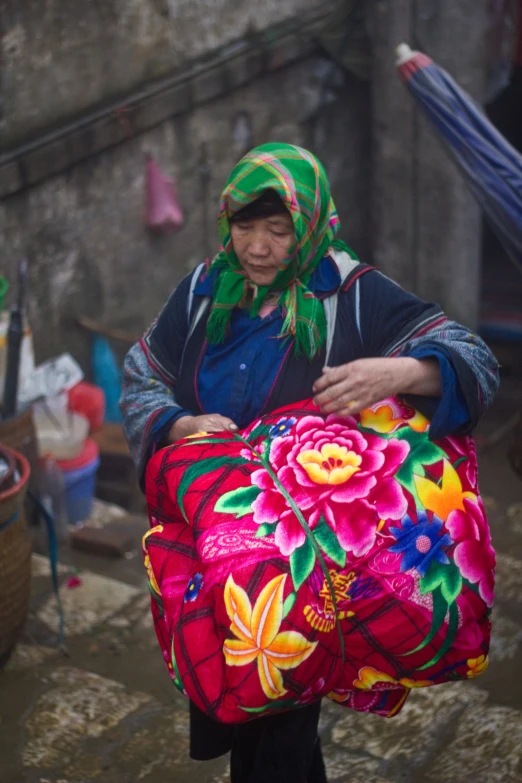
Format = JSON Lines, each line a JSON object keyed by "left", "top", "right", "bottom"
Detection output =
{"left": 121, "top": 143, "right": 498, "bottom": 782}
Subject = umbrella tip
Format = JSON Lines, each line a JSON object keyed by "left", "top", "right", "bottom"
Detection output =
{"left": 395, "top": 43, "right": 414, "bottom": 65}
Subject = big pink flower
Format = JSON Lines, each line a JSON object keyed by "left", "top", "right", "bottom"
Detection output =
{"left": 251, "top": 414, "right": 409, "bottom": 557}
{"left": 445, "top": 498, "right": 495, "bottom": 607}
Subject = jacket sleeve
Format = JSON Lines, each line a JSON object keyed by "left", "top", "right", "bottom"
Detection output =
{"left": 348, "top": 269, "right": 499, "bottom": 438}
{"left": 119, "top": 270, "right": 197, "bottom": 484}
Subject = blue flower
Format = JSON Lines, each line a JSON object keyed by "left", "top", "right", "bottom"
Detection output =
{"left": 389, "top": 512, "right": 453, "bottom": 577}
{"left": 184, "top": 573, "right": 204, "bottom": 603}
{"left": 269, "top": 417, "right": 297, "bottom": 439}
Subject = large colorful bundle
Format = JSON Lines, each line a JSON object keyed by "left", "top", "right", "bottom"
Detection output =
{"left": 144, "top": 398, "right": 495, "bottom": 722}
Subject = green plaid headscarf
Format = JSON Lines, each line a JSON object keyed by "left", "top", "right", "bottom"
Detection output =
{"left": 206, "top": 143, "right": 352, "bottom": 359}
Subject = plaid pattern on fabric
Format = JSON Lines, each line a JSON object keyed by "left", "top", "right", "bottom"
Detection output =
{"left": 144, "top": 397, "right": 494, "bottom": 723}
{"left": 207, "top": 143, "right": 356, "bottom": 358}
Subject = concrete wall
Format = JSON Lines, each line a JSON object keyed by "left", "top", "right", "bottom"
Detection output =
{"left": 1, "top": 0, "right": 326, "bottom": 146}
{"left": 371, "top": 0, "right": 488, "bottom": 328}
{"left": 1, "top": 0, "right": 489, "bottom": 381}
{"left": 0, "top": 56, "right": 371, "bottom": 371}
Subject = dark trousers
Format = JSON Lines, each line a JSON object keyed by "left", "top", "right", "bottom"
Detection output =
{"left": 190, "top": 700, "right": 328, "bottom": 782}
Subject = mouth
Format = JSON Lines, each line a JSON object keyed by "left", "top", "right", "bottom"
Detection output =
{"left": 246, "top": 262, "right": 274, "bottom": 272}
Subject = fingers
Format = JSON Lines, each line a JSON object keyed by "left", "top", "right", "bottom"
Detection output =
{"left": 313, "top": 377, "right": 358, "bottom": 414}
{"left": 216, "top": 416, "right": 238, "bottom": 431}
{"left": 315, "top": 392, "right": 363, "bottom": 415}
{"left": 330, "top": 399, "right": 363, "bottom": 416}
{"left": 318, "top": 394, "right": 362, "bottom": 416}
{"left": 313, "top": 364, "right": 369, "bottom": 415}
{"left": 205, "top": 415, "right": 238, "bottom": 432}
{"left": 312, "top": 365, "right": 345, "bottom": 394}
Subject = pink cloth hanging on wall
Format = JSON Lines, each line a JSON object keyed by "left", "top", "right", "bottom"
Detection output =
{"left": 145, "top": 156, "right": 184, "bottom": 232}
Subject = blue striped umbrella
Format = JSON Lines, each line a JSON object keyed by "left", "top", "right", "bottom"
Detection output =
{"left": 396, "top": 44, "right": 522, "bottom": 275}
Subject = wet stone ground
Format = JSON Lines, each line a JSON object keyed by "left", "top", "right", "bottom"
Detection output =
{"left": 1, "top": 380, "right": 522, "bottom": 783}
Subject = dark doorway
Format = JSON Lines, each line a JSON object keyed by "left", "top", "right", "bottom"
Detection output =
{"left": 481, "top": 58, "right": 522, "bottom": 371}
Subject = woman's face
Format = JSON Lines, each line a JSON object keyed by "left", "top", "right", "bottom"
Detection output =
{"left": 230, "top": 212, "right": 296, "bottom": 287}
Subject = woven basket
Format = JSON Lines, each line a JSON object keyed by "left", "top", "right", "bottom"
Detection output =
{"left": 0, "top": 445, "right": 31, "bottom": 669}
{"left": 0, "top": 408, "right": 39, "bottom": 525}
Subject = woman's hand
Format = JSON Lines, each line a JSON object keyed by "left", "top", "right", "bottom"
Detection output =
{"left": 312, "top": 357, "right": 441, "bottom": 416}
{"left": 166, "top": 414, "right": 238, "bottom": 444}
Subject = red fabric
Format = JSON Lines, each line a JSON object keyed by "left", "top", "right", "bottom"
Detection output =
{"left": 144, "top": 398, "right": 494, "bottom": 723}
{"left": 397, "top": 52, "right": 433, "bottom": 82}
{"left": 68, "top": 382, "right": 105, "bottom": 433}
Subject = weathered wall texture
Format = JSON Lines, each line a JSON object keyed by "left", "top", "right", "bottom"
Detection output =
{"left": 0, "top": 57, "right": 371, "bottom": 370}
{"left": 1, "top": 0, "right": 489, "bottom": 378}
{"left": 1, "top": 0, "right": 326, "bottom": 145}
{"left": 371, "top": 0, "right": 488, "bottom": 328}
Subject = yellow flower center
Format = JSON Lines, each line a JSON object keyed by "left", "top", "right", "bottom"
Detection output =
{"left": 297, "top": 443, "right": 362, "bottom": 485}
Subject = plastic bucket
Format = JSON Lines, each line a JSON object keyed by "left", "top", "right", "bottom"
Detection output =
{"left": 33, "top": 409, "right": 89, "bottom": 460}
{"left": 58, "top": 439, "right": 99, "bottom": 526}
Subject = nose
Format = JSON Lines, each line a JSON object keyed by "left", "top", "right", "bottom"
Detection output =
{"left": 247, "top": 227, "right": 271, "bottom": 257}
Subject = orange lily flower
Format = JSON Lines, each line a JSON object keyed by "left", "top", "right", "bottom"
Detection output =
{"left": 353, "top": 666, "right": 431, "bottom": 690}
{"left": 360, "top": 405, "right": 405, "bottom": 434}
{"left": 414, "top": 459, "right": 476, "bottom": 521}
{"left": 223, "top": 574, "right": 317, "bottom": 699}
{"left": 142, "top": 525, "right": 163, "bottom": 595}
{"left": 360, "top": 404, "right": 429, "bottom": 434}
{"left": 466, "top": 654, "right": 489, "bottom": 678}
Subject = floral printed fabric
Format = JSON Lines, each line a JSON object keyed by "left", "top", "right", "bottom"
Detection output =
{"left": 143, "top": 397, "right": 494, "bottom": 723}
